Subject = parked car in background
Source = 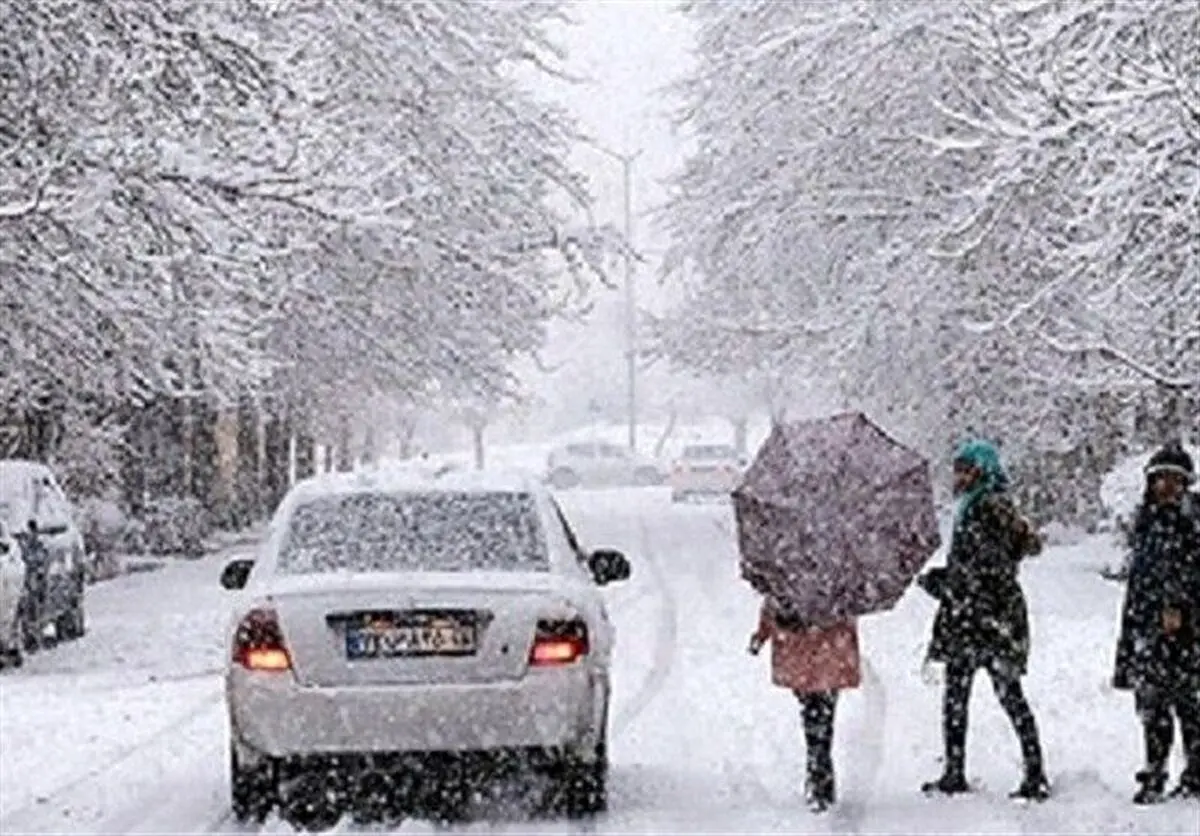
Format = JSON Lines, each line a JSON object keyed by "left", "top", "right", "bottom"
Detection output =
{"left": 545, "top": 442, "right": 664, "bottom": 489}
{"left": 0, "top": 521, "right": 25, "bottom": 668}
{"left": 670, "top": 443, "right": 745, "bottom": 503}
{"left": 219, "top": 467, "right": 632, "bottom": 828}
{"left": 0, "top": 460, "right": 88, "bottom": 650}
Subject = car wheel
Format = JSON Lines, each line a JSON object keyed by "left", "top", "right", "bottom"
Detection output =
{"left": 559, "top": 732, "right": 608, "bottom": 818}
{"left": 18, "top": 596, "right": 47, "bottom": 653}
{"left": 633, "top": 467, "right": 661, "bottom": 487}
{"left": 230, "top": 744, "right": 277, "bottom": 824}
{"left": 0, "top": 617, "right": 23, "bottom": 670}
{"left": 549, "top": 468, "right": 580, "bottom": 490}
{"left": 56, "top": 593, "right": 85, "bottom": 641}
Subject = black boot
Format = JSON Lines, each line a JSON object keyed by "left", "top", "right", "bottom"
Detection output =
{"left": 1133, "top": 770, "right": 1167, "bottom": 805}
{"left": 1010, "top": 768, "right": 1050, "bottom": 801}
{"left": 804, "top": 775, "right": 835, "bottom": 813}
{"left": 1169, "top": 768, "right": 1200, "bottom": 800}
{"left": 922, "top": 769, "right": 970, "bottom": 796}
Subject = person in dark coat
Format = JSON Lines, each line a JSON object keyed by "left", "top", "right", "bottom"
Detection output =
{"left": 917, "top": 439, "right": 1049, "bottom": 800}
{"left": 1112, "top": 441, "right": 1200, "bottom": 804}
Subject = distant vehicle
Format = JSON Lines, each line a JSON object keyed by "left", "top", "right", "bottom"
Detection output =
{"left": 220, "top": 467, "right": 632, "bottom": 828}
{"left": 0, "top": 521, "right": 25, "bottom": 668}
{"left": 545, "top": 441, "right": 664, "bottom": 489}
{"left": 0, "top": 460, "right": 87, "bottom": 652}
{"left": 670, "top": 443, "right": 745, "bottom": 503}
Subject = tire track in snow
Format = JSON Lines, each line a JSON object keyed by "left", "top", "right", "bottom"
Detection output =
{"left": 612, "top": 517, "right": 678, "bottom": 738}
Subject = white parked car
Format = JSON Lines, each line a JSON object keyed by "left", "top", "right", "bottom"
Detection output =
{"left": 0, "top": 521, "right": 26, "bottom": 668}
{"left": 0, "top": 460, "right": 87, "bottom": 653}
{"left": 545, "top": 441, "right": 664, "bottom": 489}
{"left": 220, "top": 468, "right": 632, "bottom": 828}
{"left": 670, "top": 443, "right": 745, "bottom": 503}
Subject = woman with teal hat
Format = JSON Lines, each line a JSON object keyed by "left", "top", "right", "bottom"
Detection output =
{"left": 917, "top": 439, "right": 1050, "bottom": 800}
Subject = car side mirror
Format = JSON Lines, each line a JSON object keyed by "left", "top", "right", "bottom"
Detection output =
{"left": 0, "top": 540, "right": 8, "bottom": 555}
{"left": 35, "top": 520, "right": 69, "bottom": 537}
{"left": 220, "top": 558, "right": 255, "bottom": 591}
{"left": 588, "top": 548, "right": 631, "bottom": 586}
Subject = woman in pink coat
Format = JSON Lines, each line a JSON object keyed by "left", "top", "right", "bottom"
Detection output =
{"left": 749, "top": 597, "right": 862, "bottom": 812}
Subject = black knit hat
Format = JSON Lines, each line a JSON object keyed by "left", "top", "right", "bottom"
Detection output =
{"left": 1145, "top": 442, "right": 1195, "bottom": 485}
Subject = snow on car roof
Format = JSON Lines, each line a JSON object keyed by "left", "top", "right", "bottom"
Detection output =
{"left": 288, "top": 464, "right": 546, "bottom": 504}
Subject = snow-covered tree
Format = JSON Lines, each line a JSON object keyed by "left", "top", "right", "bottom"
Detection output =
{"left": 2, "top": 0, "right": 613, "bottom": 516}
{"left": 657, "top": 0, "right": 1198, "bottom": 503}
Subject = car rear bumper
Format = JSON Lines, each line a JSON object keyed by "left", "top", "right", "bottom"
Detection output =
{"left": 227, "top": 665, "right": 603, "bottom": 758}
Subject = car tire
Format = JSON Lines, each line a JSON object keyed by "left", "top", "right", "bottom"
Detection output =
{"left": 559, "top": 731, "right": 608, "bottom": 818}
{"left": 549, "top": 468, "right": 580, "bottom": 490}
{"left": 633, "top": 467, "right": 661, "bottom": 487}
{"left": 0, "top": 618, "right": 23, "bottom": 670}
{"left": 230, "top": 744, "right": 277, "bottom": 824}
{"left": 56, "top": 591, "right": 85, "bottom": 641}
{"left": 18, "top": 596, "right": 46, "bottom": 653}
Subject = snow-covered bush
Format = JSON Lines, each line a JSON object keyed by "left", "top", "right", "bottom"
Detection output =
{"left": 74, "top": 497, "right": 128, "bottom": 582}
{"left": 138, "top": 498, "right": 212, "bottom": 558}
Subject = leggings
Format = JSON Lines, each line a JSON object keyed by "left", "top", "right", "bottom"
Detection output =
{"left": 942, "top": 660, "right": 1043, "bottom": 775}
{"left": 796, "top": 690, "right": 838, "bottom": 788}
{"left": 1135, "top": 687, "right": 1200, "bottom": 777}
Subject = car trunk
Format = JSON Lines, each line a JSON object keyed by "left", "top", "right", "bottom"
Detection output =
{"left": 267, "top": 572, "right": 573, "bottom": 688}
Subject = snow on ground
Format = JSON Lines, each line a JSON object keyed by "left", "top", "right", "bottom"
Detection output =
{"left": 0, "top": 488, "right": 1195, "bottom": 834}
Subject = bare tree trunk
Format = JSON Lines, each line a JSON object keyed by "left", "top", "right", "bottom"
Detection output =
{"left": 472, "top": 423, "right": 485, "bottom": 470}
{"left": 191, "top": 395, "right": 221, "bottom": 518}
{"left": 262, "top": 402, "right": 290, "bottom": 516}
{"left": 360, "top": 420, "right": 377, "bottom": 467}
{"left": 293, "top": 405, "right": 317, "bottom": 481}
{"left": 654, "top": 406, "right": 678, "bottom": 459}
{"left": 336, "top": 412, "right": 354, "bottom": 472}
{"left": 235, "top": 395, "right": 261, "bottom": 527}
{"left": 121, "top": 400, "right": 146, "bottom": 517}
{"left": 397, "top": 412, "right": 419, "bottom": 459}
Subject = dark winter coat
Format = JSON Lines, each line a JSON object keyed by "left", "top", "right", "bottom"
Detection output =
{"left": 1112, "top": 492, "right": 1200, "bottom": 692}
{"left": 921, "top": 492, "right": 1041, "bottom": 676}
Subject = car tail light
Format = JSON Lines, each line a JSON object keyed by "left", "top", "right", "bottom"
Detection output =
{"left": 232, "top": 607, "right": 292, "bottom": 673}
{"left": 529, "top": 619, "right": 589, "bottom": 667}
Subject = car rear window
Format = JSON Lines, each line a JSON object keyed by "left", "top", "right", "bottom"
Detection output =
{"left": 683, "top": 445, "right": 737, "bottom": 460}
{"left": 277, "top": 490, "right": 549, "bottom": 575}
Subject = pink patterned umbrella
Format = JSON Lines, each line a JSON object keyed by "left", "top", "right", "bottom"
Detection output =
{"left": 733, "top": 412, "right": 941, "bottom": 623}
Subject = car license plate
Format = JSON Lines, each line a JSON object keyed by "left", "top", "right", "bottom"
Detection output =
{"left": 345, "top": 616, "right": 477, "bottom": 660}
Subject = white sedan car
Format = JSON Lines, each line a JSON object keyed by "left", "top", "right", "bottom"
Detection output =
{"left": 670, "top": 443, "right": 746, "bottom": 502}
{"left": 0, "top": 521, "right": 26, "bottom": 668}
{"left": 221, "top": 468, "right": 631, "bottom": 828}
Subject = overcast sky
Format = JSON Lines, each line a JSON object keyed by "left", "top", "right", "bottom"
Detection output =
{"left": 543, "top": 0, "right": 696, "bottom": 313}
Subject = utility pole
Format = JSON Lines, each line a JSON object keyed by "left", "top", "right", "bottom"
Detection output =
{"left": 586, "top": 140, "right": 643, "bottom": 452}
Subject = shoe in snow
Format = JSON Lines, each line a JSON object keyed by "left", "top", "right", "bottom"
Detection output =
{"left": 1133, "top": 770, "right": 1167, "bottom": 805}
{"left": 804, "top": 776, "right": 835, "bottom": 812}
{"left": 922, "top": 773, "right": 970, "bottom": 795}
{"left": 1010, "top": 773, "right": 1050, "bottom": 802}
{"left": 1169, "top": 773, "right": 1200, "bottom": 801}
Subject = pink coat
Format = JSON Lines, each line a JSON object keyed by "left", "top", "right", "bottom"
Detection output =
{"left": 754, "top": 603, "right": 861, "bottom": 693}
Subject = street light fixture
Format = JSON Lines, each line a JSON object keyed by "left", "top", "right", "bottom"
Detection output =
{"left": 583, "top": 139, "right": 643, "bottom": 453}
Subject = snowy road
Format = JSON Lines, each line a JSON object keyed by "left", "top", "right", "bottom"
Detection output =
{"left": 0, "top": 490, "right": 1195, "bottom": 834}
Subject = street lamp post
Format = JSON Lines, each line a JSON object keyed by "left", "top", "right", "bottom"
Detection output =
{"left": 586, "top": 140, "right": 643, "bottom": 453}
